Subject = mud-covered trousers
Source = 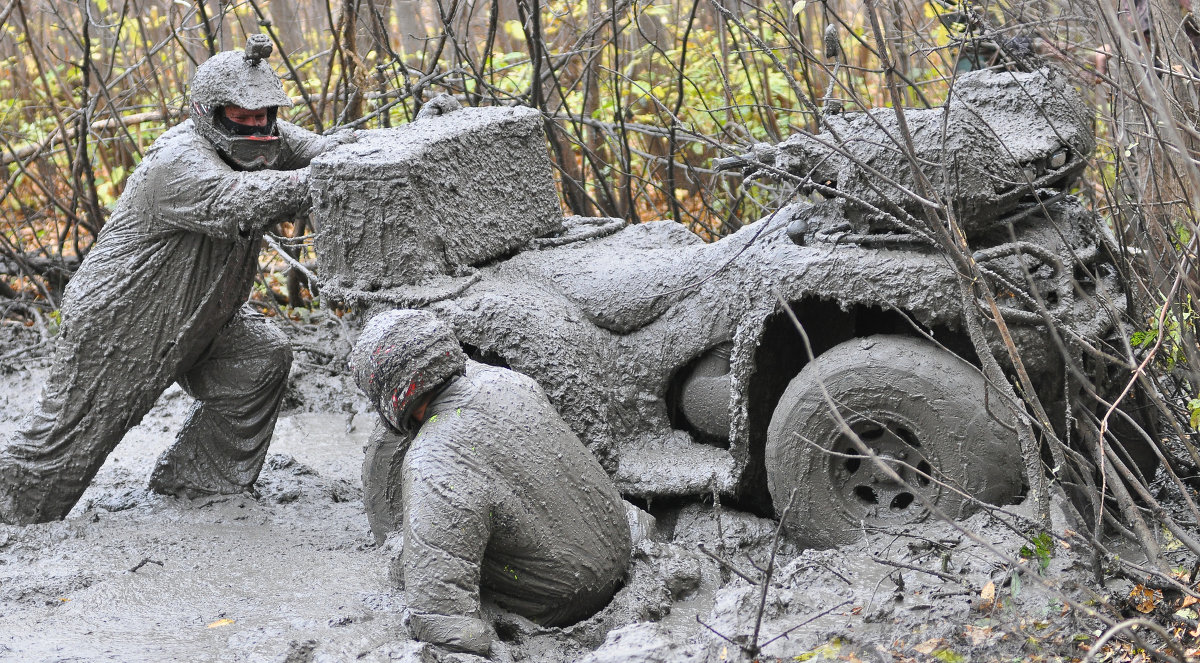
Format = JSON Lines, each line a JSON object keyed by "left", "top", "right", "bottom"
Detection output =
{"left": 0, "top": 307, "right": 292, "bottom": 524}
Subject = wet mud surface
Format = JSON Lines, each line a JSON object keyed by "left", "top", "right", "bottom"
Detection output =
{"left": 0, "top": 359, "right": 396, "bottom": 662}
{"left": 0, "top": 324, "right": 1148, "bottom": 662}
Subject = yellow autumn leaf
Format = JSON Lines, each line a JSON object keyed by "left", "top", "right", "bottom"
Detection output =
{"left": 1130, "top": 584, "right": 1159, "bottom": 613}
{"left": 977, "top": 580, "right": 999, "bottom": 611}
{"left": 206, "top": 618, "right": 235, "bottom": 628}
{"left": 792, "top": 0, "right": 806, "bottom": 14}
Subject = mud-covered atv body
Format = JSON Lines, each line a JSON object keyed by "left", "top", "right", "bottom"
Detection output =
{"left": 719, "top": 68, "right": 1095, "bottom": 238}
{"left": 311, "top": 74, "right": 1142, "bottom": 548}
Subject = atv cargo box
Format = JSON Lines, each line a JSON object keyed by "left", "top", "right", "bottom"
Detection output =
{"left": 310, "top": 105, "right": 561, "bottom": 299}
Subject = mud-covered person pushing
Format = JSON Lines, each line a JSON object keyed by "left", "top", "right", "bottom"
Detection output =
{"left": 349, "top": 309, "right": 632, "bottom": 656}
{"left": 0, "top": 35, "right": 354, "bottom": 525}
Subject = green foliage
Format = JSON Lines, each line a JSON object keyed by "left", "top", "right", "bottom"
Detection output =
{"left": 932, "top": 649, "right": 966, "bottom": 663}
{"left": 1020, "top": 531, "right": 1054, "bottom": 573}
{"left": 1130, "top": 298, "right": 1194, "bottom": 371}
{"left": 46, "top": 309, "right": 62, "bottom": 337}
{"left": 2, "top": 0, "right": 969, "bottom": 247}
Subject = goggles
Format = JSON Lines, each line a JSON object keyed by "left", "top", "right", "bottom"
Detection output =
{"left": 223, "top": 134, "right": 282, "bottom": 171}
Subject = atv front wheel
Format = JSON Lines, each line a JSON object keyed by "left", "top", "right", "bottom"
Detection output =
{"left": 765, "top": 335, "right": 1025, "bottom": 549}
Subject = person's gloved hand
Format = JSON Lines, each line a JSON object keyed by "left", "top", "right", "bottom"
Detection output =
{"left": 416, "top": 93, "right": 462, "bottom": 120}
{"left": 330, "top": 128, "right": 358, "bottom": 145}
{"left": 238, "top": 167, "right": 311, "bottom": 234}
{"left": 281, "top": 167, "right": 313, "bottom": 222}
{"left": 293, "top": 188, "right": 314, "bottom": 220}
{"left": 293, "top": 168, "right": 315, "bottom": 219}
{"left": 410, "top": 612, "right": 493, "bottom": 656}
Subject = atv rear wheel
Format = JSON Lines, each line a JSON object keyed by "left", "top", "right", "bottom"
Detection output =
{"left": 765, "top": 335, "right": 1025, "bottom": 549}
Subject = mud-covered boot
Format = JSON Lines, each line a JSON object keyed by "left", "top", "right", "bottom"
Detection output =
{"left": 146, "top": 455, "right": 223, "bottom": 500}
{"left": 147, "top": 407, "right": 271, "bottom": 499}
{"left": 0, "top": 454, "right": 55, "bottom": 525}
{"left": 147, "top": 437, "right": 264, "bottom": 499}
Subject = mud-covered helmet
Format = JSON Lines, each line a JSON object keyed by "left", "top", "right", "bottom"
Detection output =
{"left": 349, "top": 309, "right": 468, "bottom": 431}
{"left": 189, "top": 34, "right": 293, "bottom": 170}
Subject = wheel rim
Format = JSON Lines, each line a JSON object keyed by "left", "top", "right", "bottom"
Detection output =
{"left": 828, "top": 415, "right": 939, "bottom": 524}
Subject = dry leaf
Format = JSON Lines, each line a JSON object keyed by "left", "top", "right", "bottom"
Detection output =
{"left": 963, "top": 624, "right": 995, "bottom": 645}
{"left": 206, "top": 618, "right": 235, "bottom": 628}
{"left": 1182, "top": 595, "right": 1198, "bottom": 608}
{"left": 977, "top": 580, "right": 1000, "bottom": 610}
{"left": 1130, "top": 584, "right": 1159, "bottom": 614}
{"left": 913, "top": 638, "right": 944, "bottom": 655}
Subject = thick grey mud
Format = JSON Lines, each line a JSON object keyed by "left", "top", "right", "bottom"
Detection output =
{"left": 0, "top": 347, "right": 1142, "bottom": 663}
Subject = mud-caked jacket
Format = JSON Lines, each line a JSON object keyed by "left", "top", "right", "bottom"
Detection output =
{"left": 60, "top": 119, "right": 335, "bottom": 374}
{"left": 400, "top": 361, "right": 631, "bottom": 654}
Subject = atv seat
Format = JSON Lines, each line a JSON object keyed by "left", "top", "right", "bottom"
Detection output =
{"left": 532, "top": 220, "right": 706, "bottom": 334}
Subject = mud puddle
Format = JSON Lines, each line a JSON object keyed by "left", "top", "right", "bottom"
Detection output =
{"left": 1, "top": 366, "right": 402, "bottom": 662}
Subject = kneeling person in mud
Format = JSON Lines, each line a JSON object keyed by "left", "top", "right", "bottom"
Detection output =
{"left": 350, "top": 310, "right": 632, "bottom": 656}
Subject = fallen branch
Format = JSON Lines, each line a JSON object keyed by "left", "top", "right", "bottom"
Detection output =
{"left": 0, "top": 254, "right": 80, "bottom": 277}
{"left": 758, "top": 600, "right": 851, "bottom": 650}
{"left": 0, "top": 337, "right": 51, "bottom": 364}
{"left": 696, "top": 543, "right": 759, "bottom": 585}
{"left": 1083, "top": 618, "right": 1188, "bottom": 663}
{"left": 871, "top": 554, "right": 966, "bottom": 584}
{"left": 2, "top": 109, "right": 181, "bottom": 166}
{"left": 263, "top": 233, "right": 320, "bottom": 287}
{"left": 128, "top": 558, "right": 164, "bottom": 573}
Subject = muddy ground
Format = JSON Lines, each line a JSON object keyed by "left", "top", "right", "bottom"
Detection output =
{"left": 0, "top": 317, "right": 1176, "bottom": 662}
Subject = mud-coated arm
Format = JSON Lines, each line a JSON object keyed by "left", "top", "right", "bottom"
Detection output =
{"left": 401, "top": 449, "right": 493, "bottom": 655}
{"left": 713, "top": 142, "right": 777, "bottom": 175}
{"left": 147, "top": 146, "right": 310, "bottom": 240}
{"left": 276, "top": 120, "right": 354, "bottom": 169}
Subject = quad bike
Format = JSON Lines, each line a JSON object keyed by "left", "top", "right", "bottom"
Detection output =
{"left": 310, "top": 69, "right": 1151, "bottom": 548}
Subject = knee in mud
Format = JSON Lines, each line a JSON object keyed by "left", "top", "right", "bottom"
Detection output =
{"left": 270, "top": 341, "right": 294, "bottom": 374}
{"left": 258, "top": 336, "right": 294, "bottom": 384}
